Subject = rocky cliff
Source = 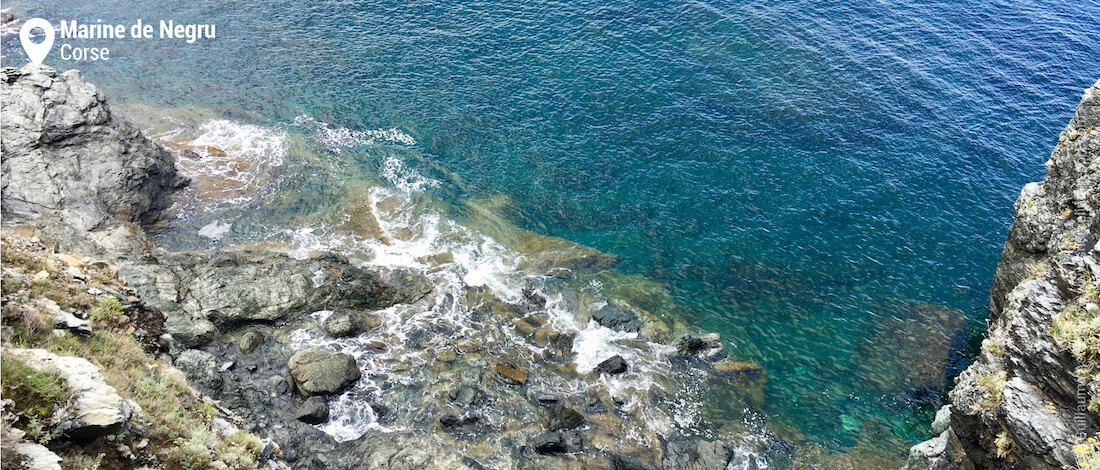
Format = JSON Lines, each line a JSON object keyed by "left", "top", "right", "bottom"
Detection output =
{"left": 906, "top": 80, "right": 1100, "bottom": 469}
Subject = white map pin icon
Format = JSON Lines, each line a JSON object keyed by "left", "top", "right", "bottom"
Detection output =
{"left": 20, "top": 18, "right": 55, "bottom": 65}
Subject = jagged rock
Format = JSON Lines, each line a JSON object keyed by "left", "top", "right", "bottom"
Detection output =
{"left": 595, "top": 355, "right": 629, "bottom": 375}
{"left": 905, "top": 79, "right": 1100, "bottom": 470}
{"left": 0, "top": 65, "right": 186, "bottom": 253}
{"left": 288, "top": 348, "right": 361, "bottom": 396}
{"left": 592, "top": 303, "right": 641, "bottom": 332}
{"left": 6, "top": 348, "right": 132, "bottom": 438}
{"left": 676, "top": 334, "right": 727, "bottom": 362}
{"left": 117, "top": 250, "right": 432, "bottom": 345}
{"left": 295, "top": 396, "right": 330, "bottom": 424}
{"left": 38, "top": 298, "right": 91, "bottom": 335}
{"left": 533, "top": 431, "right": 584, "bottom": 455}
{"left": 175, "top": 349, "right": 223, "bottom": 392}
{"left": 439, "top": 414, "right": 481, "bottom": 433}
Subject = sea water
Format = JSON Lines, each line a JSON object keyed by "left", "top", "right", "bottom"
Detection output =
{"left": 3, "top": 0, "right": 1099, "bottom": 461}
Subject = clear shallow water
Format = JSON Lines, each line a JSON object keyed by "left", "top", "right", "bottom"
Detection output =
{"left": 5, "top": 0, "right": 1100, "bottom": 458}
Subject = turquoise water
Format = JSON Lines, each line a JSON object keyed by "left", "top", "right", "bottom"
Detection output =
{"left": 5, "top": 0, "right": 1100, "bottom": 458}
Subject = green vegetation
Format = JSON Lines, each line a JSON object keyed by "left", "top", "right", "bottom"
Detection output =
{"left": 1051, "top": 305, "right": 1100, "bottom": 362}
{"left": 1, "top": 236, "right": 265, "bottom": 468}
{"left": 978, "top": 371, "right": 1007, "bottom": 410}
{"left": 87, "top": 296, "right": 123, "bottom": 322}
{"left": 0, "top": 355, "right": 67, "bottom": 442}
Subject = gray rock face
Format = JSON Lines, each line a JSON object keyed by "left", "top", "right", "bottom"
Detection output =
{"left": 288, "top": 348, "right": 361, "bottom": 396}
{"left": 0, "top": 65, "right": 185, "bottom": 251}
{"left": 7, "top": 348, "right": 133, "bottom": 438}
{"left": 117, "top": 250, "right": 432, "bottom": 347}
{"left": 905, "top": 79, "right": 1100, "bottom": 469}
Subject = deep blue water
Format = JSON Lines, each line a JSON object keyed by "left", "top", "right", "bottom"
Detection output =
{"left": 5, "top": 0, "right": 1100, "bottom": 457}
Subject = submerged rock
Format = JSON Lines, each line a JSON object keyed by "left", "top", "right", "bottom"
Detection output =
{"left": 546, "top": 406, "right": 585, "bottom": 431}
{"left": 495, "top": 362, "right": 529, "bottom": 385}
{"left": 288, "top": 348, "right": 361, "bottom": 396}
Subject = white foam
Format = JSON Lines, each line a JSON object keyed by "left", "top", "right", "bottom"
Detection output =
{"left": 295, "top": 115, "right": 416, "bottom": 154}
{"left": 197, "top": 221, "right": 232, "bottom": 239}
{"left": 168, "top": 120, "right": 288, "bottom": 211}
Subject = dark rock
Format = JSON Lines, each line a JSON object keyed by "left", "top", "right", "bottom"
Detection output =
{"left": 175, "top": 349, "right": 223, "bottom": 392}
{"left": 439, "top": 414, "right": 481, "bottom": 433}
{"left": 610, "top": 454, "right": 650, "bottom": 470}
{"left": 533, "top": 432, "right": 568, "bottom": 455}
{"left": 546, "top": 406, "right": 585, "bottom": 431}
{"left": 676, "top": 334, "right": 727, "bottom": 362}
{"left": 295, "top": 396, "right": 330, "bottom": 424}
{"left": 592, "top": 303, "right": 641, "bottom": 332}
{"left": 530, "top": 391, "right": 563, "bottom": 407}
{"left": 595, "top": 355, "right": 629, "bottom": 375}
{"left": 288, "top": 348, "right": 361, "bottom": 396}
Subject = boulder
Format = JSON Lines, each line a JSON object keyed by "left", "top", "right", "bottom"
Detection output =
{"left": 546, "top": 406, "right": 585, "bottom": 431}
{"left": 322, "top": 310, "right": 381, "bottom": 338}
{"left": 595, "top": 355, "right": 629, "bottom": 375}
{"left": 295, "top": 396, "right": 330, "bottom": 424}
{"left": 6, "top": 348, "right": 132, "bottom": 438}
{"left": 288, "top": 348, "right": 361, "bottom": 396}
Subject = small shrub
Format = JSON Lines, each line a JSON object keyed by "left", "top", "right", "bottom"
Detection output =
{"left": 1051, "top": 306, "right": 1100, "bottom": 362}
{"left": 978, "top": 371, "right": 1007, "bottom": 409}
{"left": 172, "top": 429, "right": 215, "bottom": 470}
{"left": 1026, "top": 263, "right": 1049, "bottom": 281}
{"left": 87, "top": 296, "right": 123, "bottom": 322}
{"left": 1074, "top": 436, "right": 1100, "bottom": 470}
{"left": 995, "top": 431, "right": 1014, "bottom": 458}
{"left": 986, "top": 337, "right": 1006, "bottom": 357}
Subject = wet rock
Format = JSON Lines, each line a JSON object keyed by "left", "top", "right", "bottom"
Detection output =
{"left": 532, "top": 431, "right": 583, "bottom": 455}
{"left": 449, "top": 385, "right": 486, "bottom": 407}
{"left": 288, "top": 348, "right": 361, "bottom": 396}
{"left": 7, "top": 348, "right": 133, "bottom": 438}
{"left": 711, "top": 359, "right": 764, "bottom": 380}
{"left": 592, "top": 303, "right": 642, "bottom": 332}
{"left": 495, "top": 362, "right": 529, "bottom": 385}
{"left": 610, "top": 454, "right": 650, "bottom": 470}
{"left": 353, "top": 432, "right": 479, "bottom": 470}
{"left": 322, "top": 310, "right": 381, "bottom": 338}
{"left": 439, "top": 413, "right": 481, "bottom": 433}
{"left": 237, "top": 330, "right": 266, "bottom": 354}
{"left": 295, "top": 396, "right": 330, "bottom": 424}
{"left": 175, "top": 349, "right": 224, "bottom": 392}
{"left": 533, "top": 432, "right": 568, "bottom": 455}
{"left": 546, "top": 406, "right": 585, "bottom": 431}
{"left": 675, "top": 333, "right": 727, "bottom": 362}
{"left": 530, "top": 391, "right": 563, "bottom": 407}
{"left": 595, "top": 355, "right": 629, "bottom": 375}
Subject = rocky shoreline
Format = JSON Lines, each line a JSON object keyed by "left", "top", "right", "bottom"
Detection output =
{"left": 904, "top": 81, "right": 1100, "bottom": 469}
{"left": 0, "top": 65, "right": 784, "bottom": 469}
